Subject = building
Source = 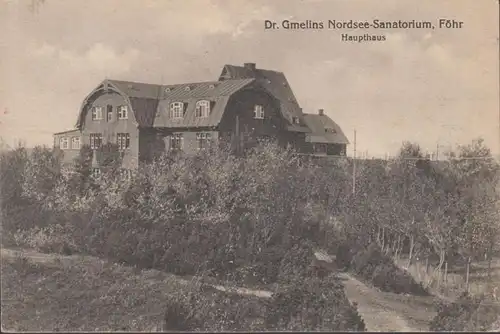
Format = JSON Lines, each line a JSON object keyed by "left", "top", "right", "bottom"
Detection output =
{"left": 53, "top": 63, "right": 349, "bottom": 170}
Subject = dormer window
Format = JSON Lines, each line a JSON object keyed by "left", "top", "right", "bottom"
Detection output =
{"left": 118, "top": 106, "right": 128, "bottom": 119}
{"left": 253, "top": 105, "right": 264, "bottom": 119}
{"left": 292, "top": 117, "right": 300, "bottom": 125}
{"left": 164, "top": 87, "right": 171, "bottom": 93}
{"left": 184, "top": 86, "right": 191, "bottom": 91}
{"left": 195, "top": 100, "right": 211, "bottom": 118}
{"left": 91, "top": 106, "right": 103, "bottom": 120}
{"left": 208, "top": 84, "right": 216, "bottom": 89}
{"left": 325, "top": 128, "right": 337, "bottom": 134}
{"left": 170, "top": 102, "right": 184, "bottom": 119}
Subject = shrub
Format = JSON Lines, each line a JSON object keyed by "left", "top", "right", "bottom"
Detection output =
{"left": 430, "top": 292, "right": 500, "bottom": 331}
{"left": 351, "top": 242, "right": 429, "bottom": 296}
{"left": 264, "top": 276, "right": 366, "bottom": 331}
{"left": 13, "top": 224, "right": 77, "bottom": 255}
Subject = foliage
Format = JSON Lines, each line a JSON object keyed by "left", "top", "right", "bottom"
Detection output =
{"left": 429, "top": 292, "right": 500, "bottom": 331}
{"left": 351, "top": 243, "right": 429, "bottom": 296}
{"left": 264, "top": 276, "right": 366, "bottom": 331}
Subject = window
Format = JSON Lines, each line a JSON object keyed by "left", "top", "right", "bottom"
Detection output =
{"left": 117, "top": 133, "right": 130, "bottom": 150}
{"left": 90, "top": 133, "right": 103, "bottom": 149}
{"left": 292, "top": 117, "right": 300, "bottom": 125}
{"left": 254, "top": 105, "right": 264, "bottom": 119}
{"left": 170, "top": 133, "right": 183, "bottom": 150}
{"left": 325, "top": 128, "right": 337, "bottom": 134}
{"left": 118, "top": 106, "right": 128, "bottom": 119}
{"left": 71, "top": 137, "right": 80, "bottom": 150}
{"left": 91, "top": 168, "right": 101, "bottom": 178}
{"left": 313, "top": 143, "right": 327, "bottom": 154}
{"left": 107, "top": 105, "right": 113, "bottom": 122}
{"left": 195, "top": 100, "right": 210, "bottom": 118}
{"left": 170, "top": 102, "right": 184, "bottom": 119}
{"left": 196, "top": 132, "right": 212, "bottom": 150}
{"left": 91, "top": 106, "right": 103, "bottom": 120}
{"left": 119, "top": 168, "right": 132, "bottom": 180}
{"left": 60, "top": 137, "right": 69, "bottom": 149}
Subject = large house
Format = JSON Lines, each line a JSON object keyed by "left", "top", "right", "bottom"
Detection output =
{"left": 53, "top": 63, "right": 349, "bottom": 170}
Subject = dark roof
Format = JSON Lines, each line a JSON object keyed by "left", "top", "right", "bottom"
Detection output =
{"left": 111, "top": 78, "right": 254, "bottom": 128}
{"left": 219, "top": 64, "right": 309, "bottom": 132}
{"left": 53, "top": 129, "right": 80, "bottom": 136}
{"left": 302, "top": 113, "right": 350, "bottom": 145}
{"left": 151, "top": 79, "right": 255, "bottom": 128}
{"left": 76, "top": 78, "right": 255, "bottom": 129}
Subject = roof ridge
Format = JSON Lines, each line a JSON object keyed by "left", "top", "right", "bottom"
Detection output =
{"left": 108, "top": 78, "right": 253, "bottom": 87}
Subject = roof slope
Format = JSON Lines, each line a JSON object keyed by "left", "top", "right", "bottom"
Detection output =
{"left": 83, "top": 79, "right": 254, "bottom": 128}
{"left": 219, "top": 64, "right": 310, "bottom": 132}
{"left": 151, "top": 79, "right": 255, "bottom": 128}
{"left": 302, "top": 113, "right": 350, "bottom": 145}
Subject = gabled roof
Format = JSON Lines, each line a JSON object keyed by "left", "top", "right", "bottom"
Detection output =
{"left": 302, "top": 113, "right": 350, "bottom": 145}
{"left": 111, "top": 78, "right": 255, "bottom": 128}
{"left": 151, "top": 78, "right": 255, "bottom": 128}
{"left": 219, "top": 64, "right": 309, "bottom": 132}
{"left": 76, "top": 78, "right": 255, "bottom": 129}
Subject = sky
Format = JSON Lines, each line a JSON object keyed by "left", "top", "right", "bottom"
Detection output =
{"left": 1, "top": 0, "right": 499, "bottom": 157}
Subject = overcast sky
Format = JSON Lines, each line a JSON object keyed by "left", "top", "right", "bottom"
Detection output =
{"left": 1, "top": 0, "right": 498, "bottom": 157}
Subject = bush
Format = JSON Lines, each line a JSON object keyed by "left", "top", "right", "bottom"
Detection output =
{"left": 430, "top": 292, "right": 500, "bottom": 331}
{"left": 351, "top": 243, "right": 429, "bottom": 296}
{"left": 264, "top": 276, "right": 366, "bottom": 331}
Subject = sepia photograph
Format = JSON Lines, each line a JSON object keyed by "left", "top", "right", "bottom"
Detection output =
{"left": 1, "top": 0, "right": 499, "bottom": 331}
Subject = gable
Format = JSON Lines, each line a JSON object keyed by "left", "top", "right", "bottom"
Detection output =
{"left": 219, "top": 64, "right": 309, "bottom": 132}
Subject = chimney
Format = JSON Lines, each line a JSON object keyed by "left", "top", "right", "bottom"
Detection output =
{"left": 318, "top": 109, "right": 324, "bottom": 116}
{"left": 244, "top": 63, "right": 256, "bottom": 71}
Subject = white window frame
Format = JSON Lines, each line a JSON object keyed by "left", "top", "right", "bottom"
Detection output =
{"left": 71, "top": 136, "right": 81, "bottom": 150}
{"left": 170, "top": 133, "right": 183, "bottom": 150}
{"left": 195, "top": 100, "right": 210, "bottom": 118}
{"left": 254, "top": 105, "right": 264, "bottom": 119}
{"left": 90, "top": 133, "right": 103, "bottom": 150}
{"left": 170, "top": 102, "right": 184, "bottom": 119}
{"left": 91, "top": 106, "right": 103, "bottom": 120}
{"left": 196, "top": 132, "right": 212, "bottom": 150}
{"left": 92, "top": 168, "right": 101, "bottom": 178}
{"left": 117, "top": 133, "right": 130, "bottom": 150}
{"left": 60, "top": 137, "right": 69, "bottom": 149}
{"left": 117, "top": 105, "right": 128, "bottom": 120}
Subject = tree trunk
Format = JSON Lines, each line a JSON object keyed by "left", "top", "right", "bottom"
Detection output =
{"left": 377, "top": 226, "right": 381, "bottom": 246}
{"left": 487, "top": 242, "right": 493, "bottom": 282}
{"left": 444, "top": 261, "right": 448, "bottom": 285}
{"left": 465, "top": 256, "right": 471, "bottom": 293}
{"left": 435, "top": 250, "right": 445, "bottom": 289}
{"left": 407, "top": 234, "right": 415, "bottom": 268}
{"left": 381, "top": 227, "right": 385, "bottom": 250}
{"left": 395, "top": 234, "right": 402, "bottom": 261}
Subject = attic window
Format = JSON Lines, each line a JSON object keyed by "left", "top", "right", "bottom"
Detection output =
{"left": 164, "top": 87, "right": 171, "bottom": 93}
{"left": 325, "top": 128, "right": 337, "bottom": 134}
{"left": 208, "top": 84, "right": 216, "bottom": 89}
{"left": 185, "top": 86, "right": 191, "bottom": 91}
{"left": 170, "top": 102, "right": 184, "bottom": 119}
{"left": 292, "top": 117, "right": 300, "bottom": 125}
{"left": 195, "top": 100, "right": 211, "bottom": 118}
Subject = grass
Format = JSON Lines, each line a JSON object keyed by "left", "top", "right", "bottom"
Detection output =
{"left": 1, "top": 251, "right": 268, "bottom": 332}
